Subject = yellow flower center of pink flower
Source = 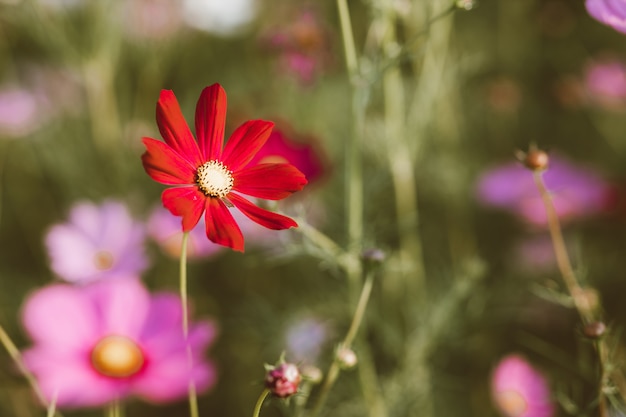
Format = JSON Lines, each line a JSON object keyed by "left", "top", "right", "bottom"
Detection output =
{"left": 91, "top": 336, "right": 144, "bottom": 378}
{"left": 93, "top": 251, "right": 114, "bottom": 271}
{"left": 496, "top": 390, "right": 528, "bottom": 417}
{"left": 196, "top": 160, "right": 234, "bottom": 198}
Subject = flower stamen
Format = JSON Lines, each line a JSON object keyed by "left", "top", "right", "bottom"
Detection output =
{"left": 196, "top": 160, "right": 234, "bottom": 198}
{"left": 91, "top": 335, "right": 144, "bottom": 378}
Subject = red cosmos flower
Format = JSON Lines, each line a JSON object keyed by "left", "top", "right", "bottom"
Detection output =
{"left": 141, "top": 83, "right": 307, "bottom": 252}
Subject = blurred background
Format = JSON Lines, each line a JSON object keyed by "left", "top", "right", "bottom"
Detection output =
{"left": 1, "top": 0, "right": 626, "bottom": 416}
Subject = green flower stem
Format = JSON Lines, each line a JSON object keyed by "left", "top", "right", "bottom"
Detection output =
{"left": 179, "top": 232, "right": 199, "bottom": 417}
{"left": 336, "top": 0, "right": 359, "bottom": 80}
{"left": 532, "top": 172, "right": 590, "bottom": 321}
{"left": 380, "top": 1, "right": 426, "bottom": 299}
{"left": 180, "top": 232, "right": 190, "bottom": 336}
{"left": 533, "top": 171, "right": 613, "bottom": 417}
{"left": 0, "top": 324, "right": 64, "bottom": 417}
{"left": 252, "top": 388, "right": 270, "bottom": 417}
{"left": 309, "top": 271, "right": 376, "bottom": 417}
{"left": 46, "top": 393, "right": 57, "bottom": 417}
{"left": 106, "top": 400, "right": 120, "bottom": 417}
{"left": 295, "top": 218, "right": 350, "bottom": 271}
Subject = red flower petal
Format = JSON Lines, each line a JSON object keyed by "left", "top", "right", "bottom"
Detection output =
{"left": 157, "top": 90, "right": 203, "bottom": 167}
{"left": 142, "top": 137, "right": 197, "bottom": 185}
{"left": 205, "top": 198, "right": 244, "bottom": 252}
{"left": 222, "top": 120, "right": 274, "bottom": 172}
{"left": 195, "top": 84, "right": 226, "bottom": 161}
{"left": 233, "top": 163, "right": 308, "bottom": 200}
{"left": 162, "top": 187, "right": 207, "bottom": 232}
{"left": 228, "top": 193, "right": 298, "bottom": 230}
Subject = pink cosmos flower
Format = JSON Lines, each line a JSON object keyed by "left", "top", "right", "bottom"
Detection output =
{"left": 476, "top": 155, "right": 613, "bottom": 226}
{"left": 0, "top": 86, "right": 43, "bottom": 138}
{"left": 249, "top": 127, "right": 327, "bottom": 186}
{"left": 491, "top": 354, "right": 555, "bottom": 417}
{"left": 45, "top": 201, "right": 149, "bottom": 284}
{"left": 584, "top": 58, "right": 626, "bottom": 109}
{"left": 263, "top": 8, "right": 333, "bottom": 86}
{"left": 586, "top": 0, "right": 626, "bottom": 34}
{"left": 147, "top": 206, "right": 223, "bottom": 260}
{"left": 21, "top": 279, "right": 217, "bottom": 408}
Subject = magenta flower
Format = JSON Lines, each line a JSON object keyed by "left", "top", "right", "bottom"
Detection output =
{"left": 586, "top": 0, "right": 626, "bottom": 34}
{"left": 476, "top": 155, "right": 613, "bottom": 225}
{"left": 21, "top": 279, "right": 217, "bottom": 408}
{"left": 45, "top": 201, "right": 149, "bottom": 284}
{"left": 147, "top": 206, "right": 223, "bottom": 260}
{"left": 249, "top": 127, "right": 327, "bottom": 186}
{"left": 491, "top": 354, "right": 554, "bottom": 417}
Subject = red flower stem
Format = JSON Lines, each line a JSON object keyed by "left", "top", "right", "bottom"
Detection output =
{"left": 0, "top": 324, "right": 64, "bottom": 417}
{"left": 179, "top": 232, "right": 199, "bottom": 417}
{"left": 252, "top": 388, "right": 270, "bottom": 417}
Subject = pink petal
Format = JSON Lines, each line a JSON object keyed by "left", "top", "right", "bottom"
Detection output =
{"left": 233, "top": 163, "right": 307, "bottom": 200}
{"left": 162, "top": 187, "right": 207, "bottom": 232}
{"left": 84, "top": 279, "right": 150, "bottom": 339}
{"left": 195, "top": 84, "right": 226, "bottom": 161}
{"left": 139, "top": 294, "right": 183, "bottom": 342}
{"left": 141, "top": 137, "right": 196, "bottom": 185}
{"left": 22, "top": 285, "right": 99, "bottom": 351}
{"left": 156, "top": 90, "right": 203, "bottom": 166}
{"left": 228, "top": 193, "right": 298, "bottom": 230}
{"left": 23, "top": 348, "right": 124, "bottom": 408}
{"left": 221, "top": 120, "right": 274, "bottom": 172}
{"left": 205, "top": 198, "right": 244, "bottom": 251}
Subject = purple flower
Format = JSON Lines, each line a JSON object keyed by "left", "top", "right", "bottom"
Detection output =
{"left": 586, "top": 0, "right": 626, "bottom": 34}
{"left": 491, "top": 354, "right": 554, "bottom": 417}
{"left": 21, "top": 279, "right": 217, "bottom": 408}
{"left": 147, "top": 206, "right": 224, "bottom": 260}
{"left": 285, "top": 316, "right": 329, "bottom": 363}
{"left": 45, "top": 201, "right": 149, "bottom": 284}
{"left": 476, "top": 155, "right": 613, "bottom": 225}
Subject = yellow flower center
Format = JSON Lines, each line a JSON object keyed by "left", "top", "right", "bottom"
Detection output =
{"left": 93, "top": 251, "right": 114, "bottom": 271}
{"left": 91, "top": 336, "right": 144, "bottom": 378}
{"left": 196, "top": 160, "right": 234, "bottom": 198}
{"left": 495, "top": 390, "right": 528, "bottom": 417}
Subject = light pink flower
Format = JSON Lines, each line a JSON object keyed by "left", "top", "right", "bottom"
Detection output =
{"left": 45, "top": 201, "right": 149, "bottom": 284}
{"left": 147, "top": 206, "right": 223, "bottom": 260}
{"left": 586, "top": 0, "right": 626, "bottom": 34}
{"left": 584, "top": 58, "right": 626, "bottom": 109}
{"left": 476, "top": 155, "right": 613, "bottom": 226}
{"left": 491, "top": 354, "right": 554, "bottom": 417}
{"left": 22, "top": 279, "right": 217, "bottom": 408}
{"left": 0, "top": 86, "right": 43, "bottom": 138}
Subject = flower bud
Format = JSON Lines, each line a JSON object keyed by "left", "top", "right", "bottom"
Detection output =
{"left": 583, "top": 321, "right": 606, "bottom": 339}
{"left": 336, "top": 346, "right": 358, "bottom": 369}
{"left": 516, "top": 149, "right": 549, "bottom": 171}
{"left": 265, "top": 363, "right": 301, "bottom": 398}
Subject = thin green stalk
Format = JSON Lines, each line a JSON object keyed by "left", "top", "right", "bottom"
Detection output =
{"left": 381, "top": 1, "right": 426, "bottom": 299}
{"left": 252, "top": 389, "right": 270, "bottom": 417}
{"left": 532, "top": 172, "right": 590, "bottom": 321}
{"left": 179, "top": 232, "right": 199, "bottom": 417}
{"left": 337, "top": 0, "right": 359, "bottom": 79}
{"left": 309, "top": 271, "right": 376, "bottom": 417}
{"left": 46, "top": 392, "right": 57, "bottom": 417}
{"left": 180, "top": 232, "right": 190, "bottom": 336}
{"left": 106, "top": 400, "right": 120, "bottom": 417}
{"left": 0, "top": 324, "right": 64, "bottom": 416}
